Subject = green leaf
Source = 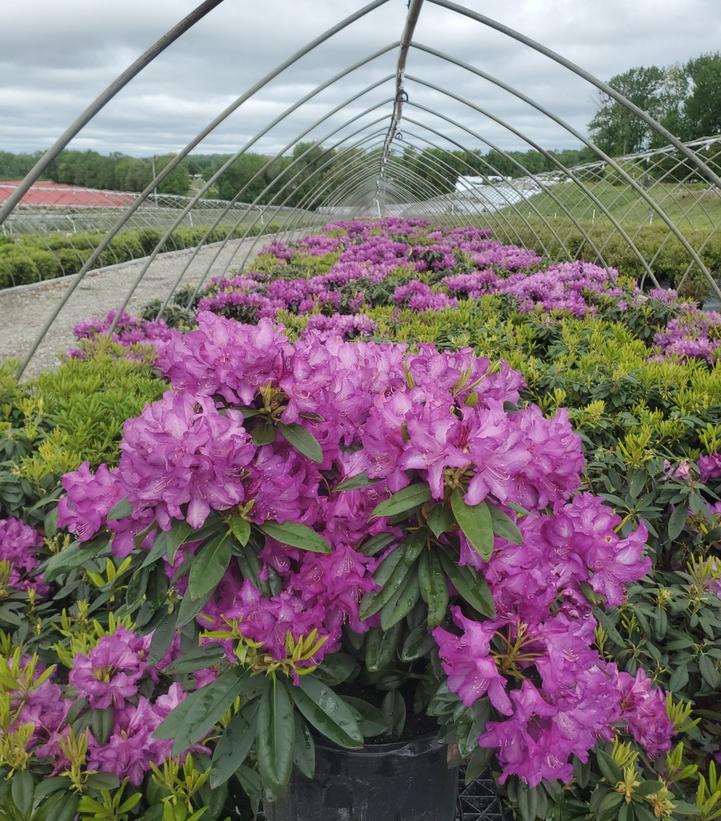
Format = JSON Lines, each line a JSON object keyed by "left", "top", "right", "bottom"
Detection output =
{"left": 359, "top": 532, "right": 395, "bottom": 556}
{"left": 210, "top": 700, "right": 259, "bottom": 788}
{"left": 260, "top": 521, "right": 331, "bottom": 554}
{"left": 292, "top": 714, "right": 316, "bottom": 779}
{"left": 438, "top": 548, "right": 495, "bottom": 618}
{"left": 176, "top": 584, "right": 212, "bottom": 627}
{"left": 148, "top": 611, "right": 178, "bottom": 664}
{"left": 336, "top": 472, "right": 379, "bottom": 491}
{"left": 291, "top": 676, "right": 363, "bottom": 748}
{"left": 359, "top": 534, "right": 424, "bottom": 620}
{"left": 251, "top": 420, "right": 275, "bottom": 446}
{"left": 343, "top": 696, "right": 388, "bottom": 737}
{"left": 418, "top": 550, "right": 449, "bottom": 628}
{"left": 154, "top": 668, "right": 252, "bottom": 756}
{"left": 228, "top": 513, "right": 251, "bottom": 547}
{"left": 165, "top": 646, "right": 226, "bottom": 676}
{"left": 400, "top": 623, "right": 436, "bottom": 661}
{"left": 380, "top": 565, "right": 420, "bottom": 630}
{"left": 488, "top": 505, "right": 523, "bottom": 545}
{"left": 668, "top": 503, "right": 688, "bottom": 541}
{"left": 450, "top": 491, "right": 494, "bottom": 560}
{"left": 257, "top": 677, "right": 295, "bottom": 796}
{"left": 10, "top": 770, "right": 33, "bottom": 815}
{"left": 43, "top": 538, "right": 107, "bottom": 581}
{"left": 107, "top": 496, "right": 132, "bottom": 520}
{"left": 188, "top": 532, "right": 233, "bottom": 600}
{"left": 699, "top": 654, "right": 721, "bottom": 688}
{"left": 278, "top": 422, "right": 323, "bottom": 463}
{"left": 596, "top": 749, "right": 623, "bottom": 784}
{"left": 371, "top": 483, "right": 431, "bottom": 519}
{"left": 427, "top": 504, "right": 454, "bottom": 537}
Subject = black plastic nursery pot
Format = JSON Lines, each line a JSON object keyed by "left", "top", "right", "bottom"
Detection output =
{"left": 264, "top": 732, "right": 459, "bottom": 821}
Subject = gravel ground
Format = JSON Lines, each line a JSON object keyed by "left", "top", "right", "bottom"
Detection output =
{"left": 0, "top": 233, "right": 292, "bottom": 379}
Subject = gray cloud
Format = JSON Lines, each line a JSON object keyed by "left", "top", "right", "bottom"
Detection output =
{"left": 2, "top": 0, "right": 720, "bottom": 159}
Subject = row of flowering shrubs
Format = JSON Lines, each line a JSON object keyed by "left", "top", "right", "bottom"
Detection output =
{"left": 1, "top": 218, "right": 721, "bottom": 821}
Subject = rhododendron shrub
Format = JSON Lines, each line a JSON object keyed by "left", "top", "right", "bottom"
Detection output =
{"left": 21, "top": 311, "right": 676, "bottom": 810}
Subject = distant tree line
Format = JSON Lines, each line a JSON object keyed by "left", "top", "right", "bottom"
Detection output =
{"left": 588, "top": 52, "right": 721, "bottom": 155}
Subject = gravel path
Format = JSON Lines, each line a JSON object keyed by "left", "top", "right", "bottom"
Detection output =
{"left": 0, "top": 233, "right": 291, "bottom": 379}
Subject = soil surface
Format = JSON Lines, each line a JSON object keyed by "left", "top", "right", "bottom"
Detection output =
{"left": 0, "top": 233, "right": 291, "bottom": 379}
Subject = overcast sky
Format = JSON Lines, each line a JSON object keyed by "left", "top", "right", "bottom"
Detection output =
{"left": 2, "top": 0, "right": 720, "bottom": 159}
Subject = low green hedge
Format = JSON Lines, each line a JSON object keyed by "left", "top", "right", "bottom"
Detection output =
{"left": 0, "top": 223, "right": 286, "bottom": 289}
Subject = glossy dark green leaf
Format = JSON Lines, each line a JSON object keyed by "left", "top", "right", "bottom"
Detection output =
{"left": 148, "top": 611, "right": 178, "bottom": 664}
{"left": 165, "top": 645, "right": 226, "bottom": 676}
{"left": 427, "top": 504, "right": 454, "bottom": 537}
{"left": 699, "top": 654, "right": 721, "bottom": 688}
{"left": 210, "top": 700, "right": 259, "bottom": 788}
{"left": 343, "top": 696, "right": 388, "bottom": 737}
{"left": 418, "top": 550, "right": 449, "bottom": 627}
{"left": 450, "top": 490, "right": 494, "bottom": 560}
{"left": 668, "top": 503, "right": 688, "bottom": 541}
{"left": 371, "top": 483, "right": 431, "bottom": 519}
{"left": 488, "top": 505, "right": 523, "bottom": 545}
{"left": 43, "top": 538, "right": 107, "bottom": 581}
{"left": 278, "top": 422, "right": 323, "bottom": 463}
{"left": 291, "top": 676, "right": 363, "bottom": 748}
{"left": 336, "top": 471, "right": 379, "bottom": 491}
{"left": 228, "top": 513, "right": 251, "bottom": 547}
{"left": 188, "top": 532, "right": 233, "bottom": 600}
{"left": 251, "top": 420, "right": 275, "bottom": 446}
{"left": 438, "top": 548, "right": 495, "bottom": 618}
{"left": 292, "top": 714, "right": 316, "bottom": 779}
{"left": 257, "top": 677, "right": 295, "bottom": 796}
{"left": 260, "top": 521, "right": 331, "bottom": 554}
{"left": 380, "top": 564, "right": 420, "bottom": 630}
{"left": 154, "top": 668, "right": 251, "bottom": 755}
{"left": 10, "top": 770, "right": 33, "bottom": 815}
{"left": 107, "top": 496, "right": 132, "bottom": 520}
{"left": 176, "top": 583, "right": 212, "bottom": 627}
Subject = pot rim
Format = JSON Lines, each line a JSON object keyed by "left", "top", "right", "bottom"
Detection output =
{"left": 314, "top": 729, "right": 449, "bottom": 756}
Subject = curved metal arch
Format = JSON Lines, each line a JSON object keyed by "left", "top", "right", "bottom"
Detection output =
{"left": 190, "top": 134, "right": 453, "bottom": 297}
{"left": 407, "top": 46, "right": 719, "bottom": 294}
{"left": 15, "top": 0, "right": 391, "bottom": 377}
{"left": 108, "top": 54, "right": 405, "bottom": 332}
{"left": 389, "top": 135, "right": 548, "bottom": 252}
{"left": 400, "top": 117, "right": 580, "bottom": 262}
{"left": 156, "top": 110, "right": 398, "bottom": 318}
{"left": 0, "top": 0, "right": 225, "bottom": 226}
{"left": 427, "top": 0, "right": 721, "bottom": 189}
{"left": 409, "top": 58, "right": 692, "bottom": 283}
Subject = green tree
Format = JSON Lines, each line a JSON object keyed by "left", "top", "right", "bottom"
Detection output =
{"left": 588, "top": 66, "right": 666, "bottom": 155}
{"left": 683, "top": 52, "right": 721, "bottom": 139}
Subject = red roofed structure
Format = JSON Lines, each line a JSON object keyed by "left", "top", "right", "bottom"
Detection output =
{"left": 0, "top": 181, "right": 136, "bottom": 208}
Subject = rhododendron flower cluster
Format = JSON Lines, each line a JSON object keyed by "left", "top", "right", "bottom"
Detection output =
{"left": 0, "top": 517, "right": 47, "bottom": 595}
{"left": 50, "top": 309, "right": 670, "bottom": 791}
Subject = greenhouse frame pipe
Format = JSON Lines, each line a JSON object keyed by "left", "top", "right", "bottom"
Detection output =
{"left": 193, "top": 139, "right": 419, "bottom": 287}
{"left": 0, "top": 0, "right": 225, "bottom": 227}
{"left": 237, "top": 144, "right": 453, "bottom": 260}
{"left": 238, "top": 122, "right": 543, "bottom": 259}
{"left": 230, "top": 131, "right": 463, "bottom": 257}
{"left": 409, "top": 52, "right": 720, "bottom": 295}
{"left": 157, "top": 120, "right": 393, "bottom": 317}
{"left": 235, "top": 147, "right": 454, "bottom": 266}
{"left": 400, "top": 114, "right": 609, "bottom": 267}
{"left": 108, "top": 57, "right": 403, "bottom": 330}
{"left": 15, "top": 0, "right": 389, "bottom": 377}
{"left": 176, "top": 128, "right": 397, "bottom": 307}
{"left": 380, "top": 0, "right": 424, "bottom": 166}
{"left": 405, "top": 103, "right": 616, "bottom": 272}
{"left": 428, "top": 0, "right": 721, "bottom": 190}
{"left": 401, "top": 118, "right": 579, "bottom": 261}
{"left": 406, "top": 69, "right": 674, "bottom": 286}
{"left": 390, "top": 133, "right": 543, "bottom": 250}
{"left": 154, "top": 92, "right": 400, "bottom": 315}
{"left": 314, "top": 157, "right": 449, "bottom": 226}
{"left": 405, "top": 77, "right": 666, "bottom": 288}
